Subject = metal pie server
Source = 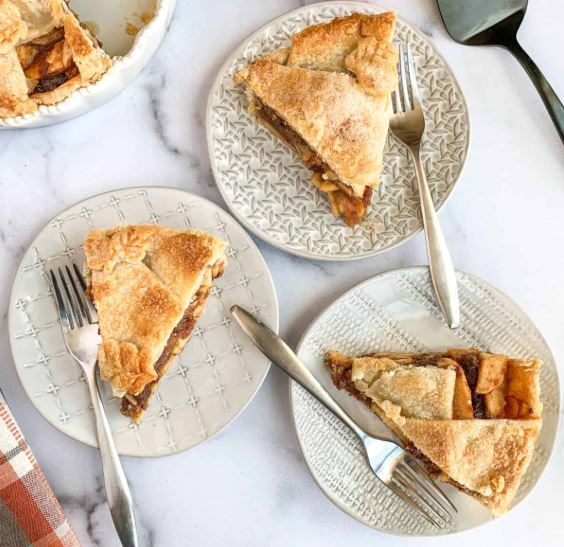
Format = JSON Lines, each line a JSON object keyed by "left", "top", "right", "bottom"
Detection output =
{"left": 437, "top": 0, "right": 564, "bottom": 144}
{"left": 231, "top": 305, "right": 457, "bottom": 527}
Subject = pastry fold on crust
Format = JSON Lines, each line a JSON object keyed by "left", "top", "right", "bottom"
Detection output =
{"left": 325, "top": 348, "right": 542, "bottom": 515}
{"left": 234, "top": 12, "right": 398, "bottom": 227}
{"left": 0, "top": 0, "right": 111, "bottom": 119}
{"left": 84, "top": 225, "right": 227, "bottom": 423}
{"left": 400, "top": 418, "right": 540, "bottom": 515}
{"left": 287, "top": 11, "right": 396, "bottom": 71}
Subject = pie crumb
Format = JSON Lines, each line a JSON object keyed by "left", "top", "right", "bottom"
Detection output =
{"left": 125, "top": 22, "right": 139, "bottom": 36}
{"left": 140, "top": 11, "right": 154, "bottom": 25}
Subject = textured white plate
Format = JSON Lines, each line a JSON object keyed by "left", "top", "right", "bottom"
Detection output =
{"left": 0, "top": 0, "right": 177, "bottom": 129}
{"left": 290, "top": 267, "right": 559, "bottom": 535}
{"left": 207, "top": 1, "right": 470, "bottom": 261}
{"left": 8, "top": 187, "right": 279, "bottom": 457}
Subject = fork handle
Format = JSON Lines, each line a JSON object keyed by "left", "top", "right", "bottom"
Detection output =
{"left": 508, "top": 39, "right": 564, "bottom": 145}
{"left": 408, "top": 144, "right": 460, "bottom": 329}
{"left": 86, "top": 371, "right": 138, "bottom": 547}
{"left": 230, "top": 306, "right": 370, "bottom": 442}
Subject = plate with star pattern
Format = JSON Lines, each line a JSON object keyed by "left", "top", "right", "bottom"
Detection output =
{"left": 8, "top": 186, "right": 278, "bottom": 457}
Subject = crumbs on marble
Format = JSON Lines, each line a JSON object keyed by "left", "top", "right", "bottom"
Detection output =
{"left": 124, "top": 11, "right": 155, "bottom": 36}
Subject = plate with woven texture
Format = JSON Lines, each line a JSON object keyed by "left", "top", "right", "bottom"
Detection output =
{"left": 8, "top": 187, "right": 278, "bottom": 457}
{"left": 207, "top": 1, "right": 470, "bottom": 261}
{"left": 290, "top": 267, "right": 559, "bottom": 535}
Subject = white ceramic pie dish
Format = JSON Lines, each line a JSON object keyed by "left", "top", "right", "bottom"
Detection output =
{"left": 0, "top": 0, "right": 177, "bottom": 129}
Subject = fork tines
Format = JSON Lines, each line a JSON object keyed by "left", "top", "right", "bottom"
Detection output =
{"left": 49, "top": 262, "right": 96, "bottom": 329}
{"left": 379, "top": 446, "right": 457, "bottom": 528}
{"left": 391, "top": 41, "right": 421, "bottom": 115}
{"left": 394, "top": 458, "right": 457, "bottom": 528}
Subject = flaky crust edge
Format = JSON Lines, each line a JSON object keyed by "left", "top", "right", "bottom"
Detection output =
{"left": 84, "top": 225, "right": 226, "bottom": 397}
{"left": 234, "top": 12, "right": 397, "bottom": 196}
{"left": 0, "top": 0, "right": 112, "bottom": 118}
{"left": 325, "top": 348, "right": 543, "bottom": 515}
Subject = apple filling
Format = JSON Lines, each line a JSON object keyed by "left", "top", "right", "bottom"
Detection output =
{"left": 120, "top": 260, "right": 225, "bottom": 421}
{"left": 251, "top": 98, "right": 372, "bottom": 227}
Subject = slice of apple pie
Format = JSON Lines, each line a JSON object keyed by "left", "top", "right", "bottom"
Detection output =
{"left": 84, "top": 225, "right": 226, "bottom": 423}
{"left": 325, "top": 348, "right": 542, "bottom": 515}
{"left": 0, "top": 0, "right": 111, "bottom": 118}
{"left": 234, "top": 12, "right": 398, "bottom": 227}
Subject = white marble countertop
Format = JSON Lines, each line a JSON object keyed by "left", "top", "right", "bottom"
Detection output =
{"left": 1, "top": 0, "right": 563, "bottom": 545}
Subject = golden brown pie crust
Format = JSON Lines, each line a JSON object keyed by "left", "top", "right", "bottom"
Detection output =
{"left": 84, "top": 225, "right": 227, "bottom": 422}
{"left": 0, "top": 0, "right": 111, "bottom": 119}
{"left": 325, "top": 348, "right": 542, "bottom": 515}
{"left": 234, "top": 12, "right": 398, "bottom": 227}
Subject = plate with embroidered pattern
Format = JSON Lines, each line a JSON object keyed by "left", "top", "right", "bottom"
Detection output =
{"left": 8, "top": 186, "right": 278, "bottom": 457}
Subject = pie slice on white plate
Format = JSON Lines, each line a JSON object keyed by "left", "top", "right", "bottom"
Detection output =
{"left": 326, "top": 348, "right": 542, "bottom": 515}
{"left": 84, "top": 225, "right": 227, "bottom": 423}
{"left": 235, "top": 12, "right": 398, "bottom": 227}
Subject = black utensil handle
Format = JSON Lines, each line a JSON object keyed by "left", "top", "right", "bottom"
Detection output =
{"left": 508, "top": 40, "right": 564, "bottom": 144}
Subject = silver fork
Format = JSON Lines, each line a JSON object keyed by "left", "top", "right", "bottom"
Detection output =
{"left": 231, "top": 305, "right": 457, "bottom": 528}
{"left": 49, "top": 263, "right": 138, "bottom": 547}
{"left": 390, "top": 42, "right": 460, "bottom": 329}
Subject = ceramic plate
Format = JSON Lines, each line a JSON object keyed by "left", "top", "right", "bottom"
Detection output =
{"left": 8, "top": 187, "right": 278, "bottom": 457}
{"left": 290, "top": 267, "right": 559, "bottom": 535}
{"left": 0, "top": 0, "right": 177, "bottom": 129}
{"left": 207, "top": 1, "right": 470, "bottom": 261}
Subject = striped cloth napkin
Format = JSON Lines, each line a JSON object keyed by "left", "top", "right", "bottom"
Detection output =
{"left": 1, "top": 390, "right": 79, "bottom": 547}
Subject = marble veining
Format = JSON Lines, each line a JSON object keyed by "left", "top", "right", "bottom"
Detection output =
{"left": 0, "top": 1, "right": 563, "bottom": 546}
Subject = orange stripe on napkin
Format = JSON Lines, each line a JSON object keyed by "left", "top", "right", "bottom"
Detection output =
{"left": 0, "top": 460, "right": 20, "bottom": 489}
{"left": 1, "top": 474, "right": 56, "bottom": 542}
{"left": 0, "top": 396, "right": 80, "bottom": 546}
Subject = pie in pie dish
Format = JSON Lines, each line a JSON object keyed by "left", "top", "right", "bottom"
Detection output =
{"left": 0, "top": 0, "right": 111, "bottom": 119}
{"left": 234, "top": 12, "right": 398, "bottom": 227}
{"left": 325, "top": 348, "right": 542, "bottom": 515}
{"left": 84, "top": 225, "right": 227, "bottom": 423}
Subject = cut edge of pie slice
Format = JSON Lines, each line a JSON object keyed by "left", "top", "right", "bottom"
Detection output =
{"left": 234, "top": 12, "right": 398, "bottom": 227}
{"left": 0, "top": 0, "right": 112, "bottom": 119}
{"left": 84, "top": 224, "right": 227, "bottom": 423}
{"left": 325, "top": 348, "right": 542, "bottom": 515}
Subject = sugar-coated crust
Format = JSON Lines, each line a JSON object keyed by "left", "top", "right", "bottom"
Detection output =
{"left": 400, "top": 418, "right": 541, "bottom": 515}
{"left": 260, "top": 47, "right": 289, "bottom": 65}
{"left": 344, "top": 37, "right": 397, "bottom": 98}
{"left": 236, "top": 60, "right": 390, "bottom": 193}
{"left": 234, "top": 12, "right": 397, "bottom": 204}
{"left": 84, "top": 225, "right": 226, "bottom": 397}
{"left": 61, "top": 8, "right": 111, "bottom": 82}
{"left": 352, "top": 359, "right": 456, "bottom": 420}
{"left": 325, "top": 348, "right": 543, "bottom": 515}
{"left": 0, "top": 48, "right": 36, "bottom": 117}
{"left": 0, "top": 0, "right": 111, "bottom": 119}
{"left": 287, "top": 12, "right": 396, "bottom": 72}
{"left": 0, "top": 0, "right": 27, "bottom": 53}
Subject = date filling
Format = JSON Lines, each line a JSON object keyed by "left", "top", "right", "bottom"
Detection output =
{"left": 252, "top": 98, "right": 372, "bottom": 227}
{"left": 121, "top": 261, "right": 225, "bottom": 420}
{"left": 16, "top": 28, "right": 80, "bottom": 96}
